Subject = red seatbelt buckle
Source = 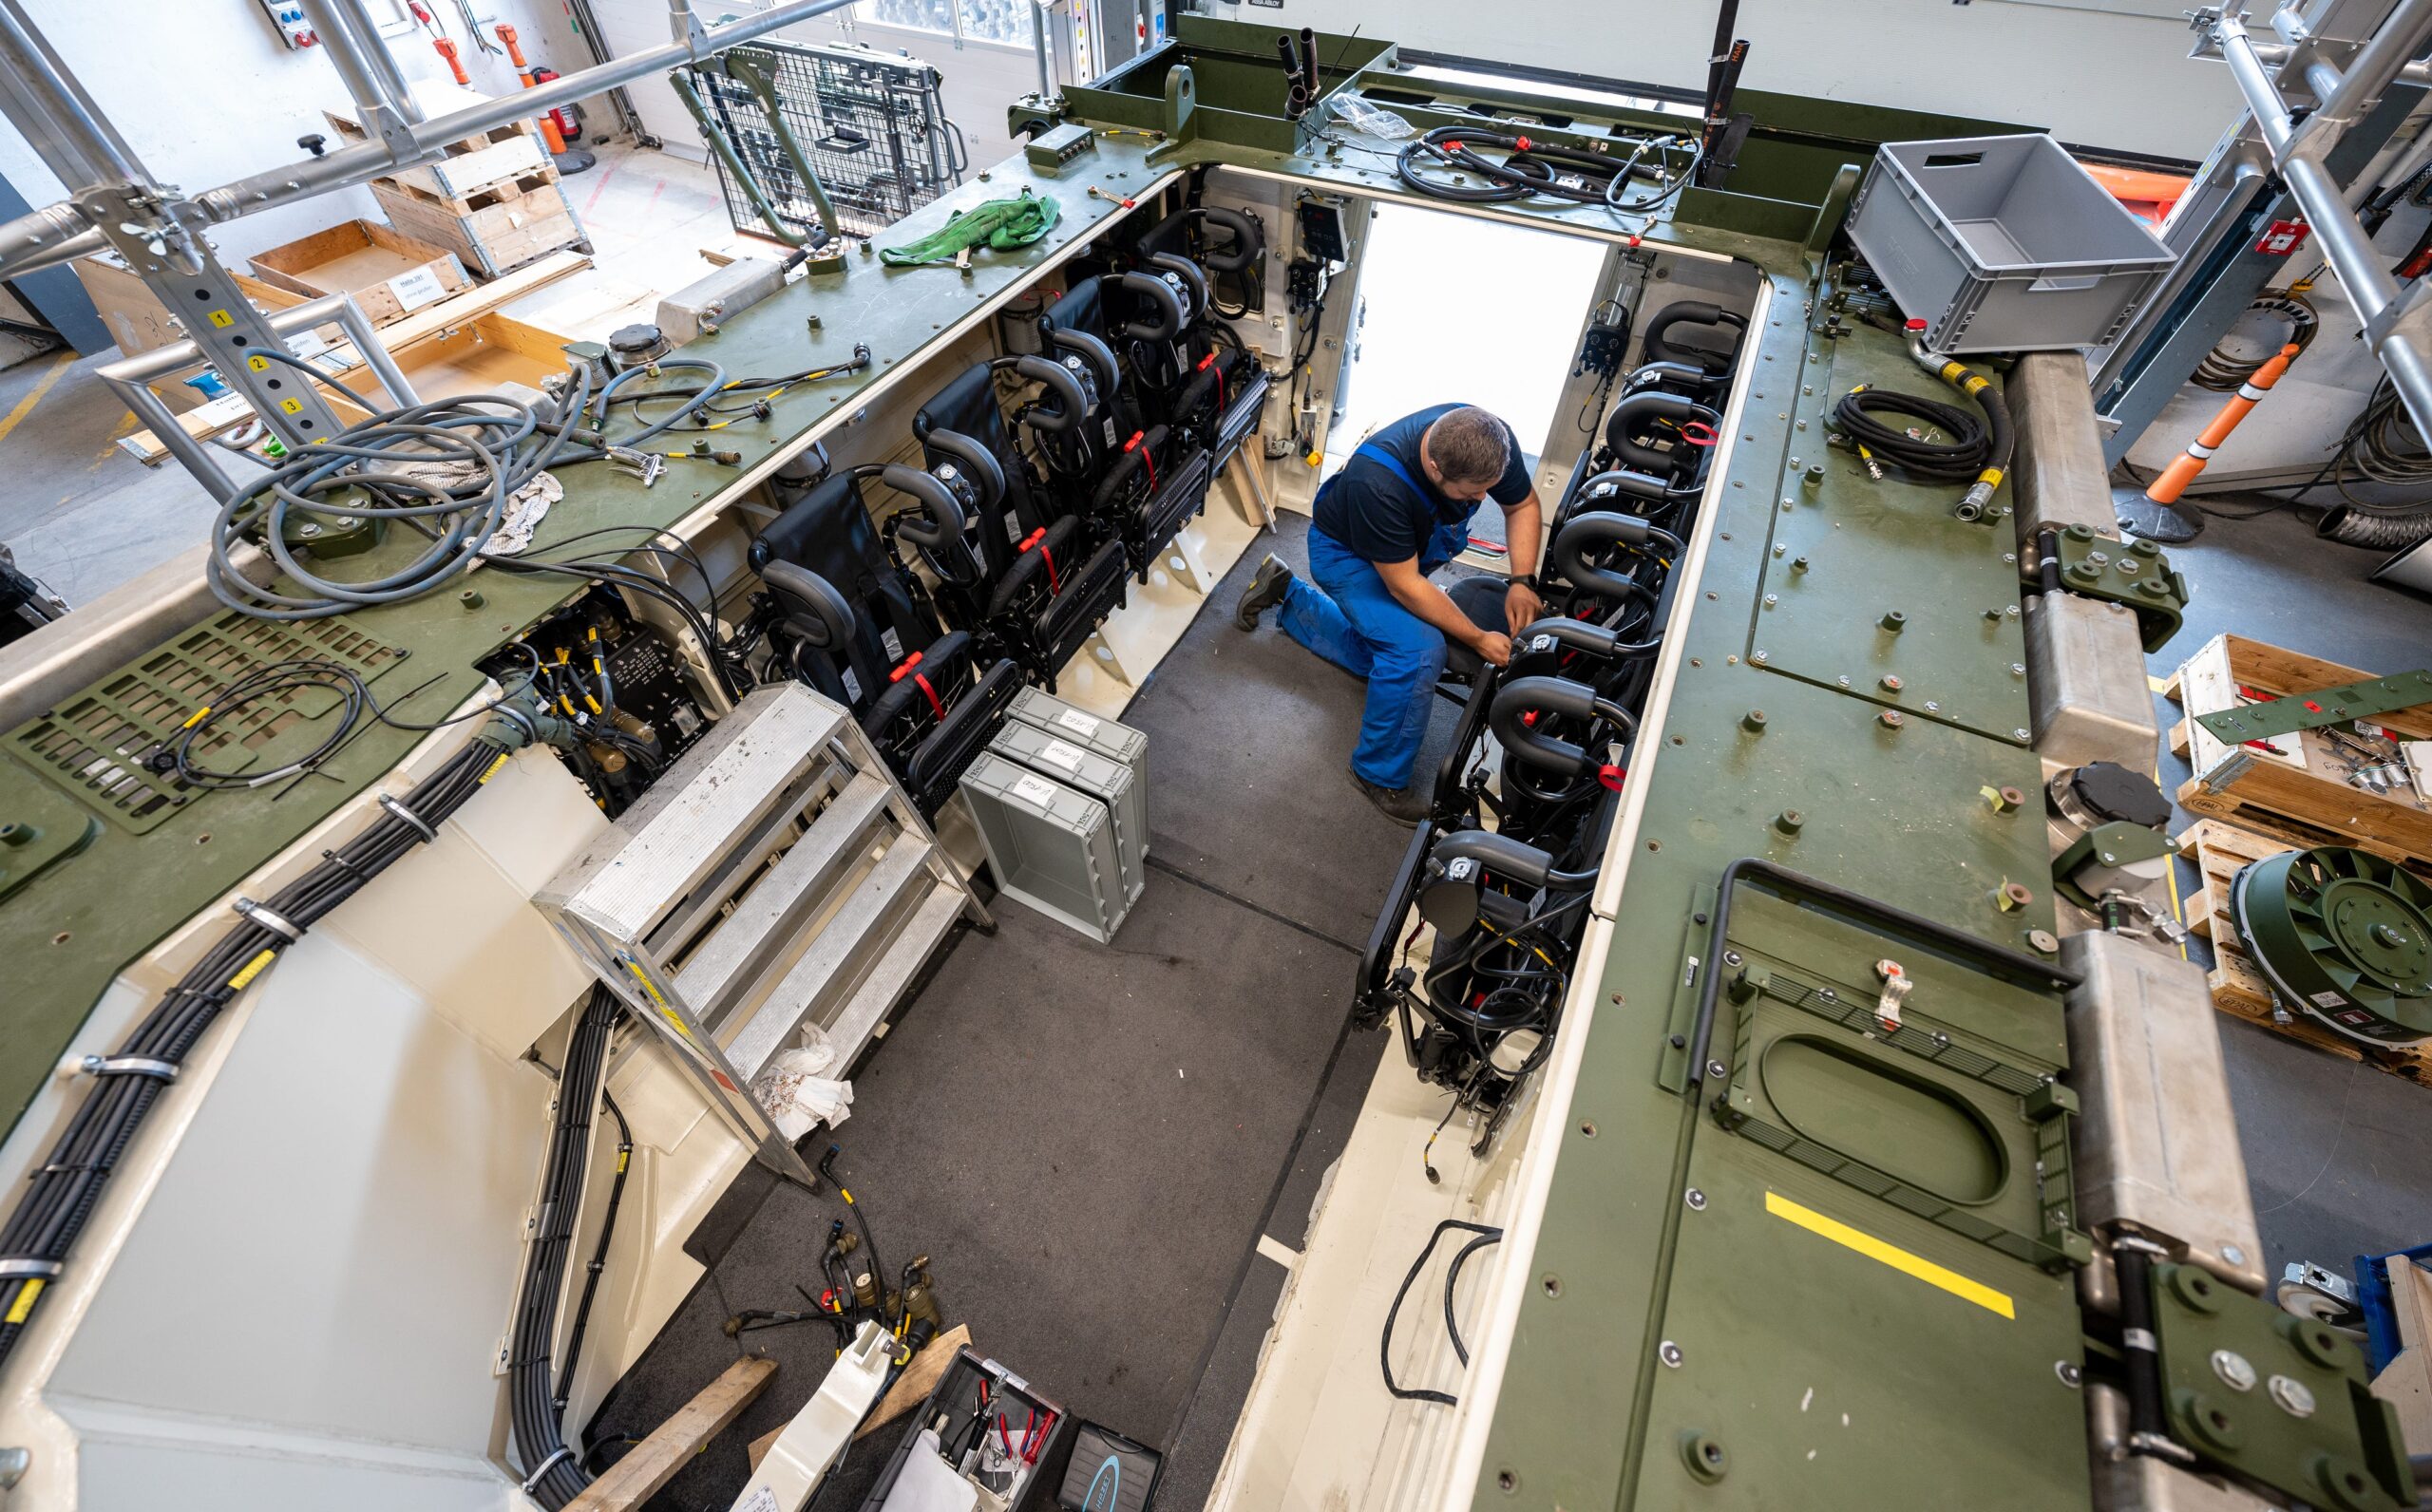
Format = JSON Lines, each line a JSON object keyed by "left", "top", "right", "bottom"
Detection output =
{"left": 1017, "top": 526, "right": 1061, "bottom": 592}
{"left": 1598, "top": 764, "right": 1627, "bottom": 791}
{"left": 888, "top": 651, "right": 946, "bottom": 720}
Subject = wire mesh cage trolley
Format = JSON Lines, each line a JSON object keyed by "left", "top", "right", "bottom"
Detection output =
{"left": 694, "top": 40, "right": 967, "bottom": 241}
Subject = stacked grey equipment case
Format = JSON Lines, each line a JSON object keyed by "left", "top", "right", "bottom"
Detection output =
{"left": 959, "top": 690, "right": 1150, "bottom": 944}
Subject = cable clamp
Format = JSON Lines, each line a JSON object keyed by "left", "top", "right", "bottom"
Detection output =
{"left": 80, "top": 1055, "right": 179, "bottom": 1084}
{"left": 520, "top": 1446, "right": 574, "bottom": 1492}
{"left": 232, "top": 896, "right": 301, "bottom": 941}
{"left": 378, "top": 793, "right": 438, "bottom": 842}
{"left": 0, "top": 1257, "right": 62, "bottom": 1281}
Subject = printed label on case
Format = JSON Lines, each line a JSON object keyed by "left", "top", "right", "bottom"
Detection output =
{"left": 1054, "top": 707, "right": 1102, "bottom": 739}
{"left": 1012, "top": 773, "right": 1059, "bottom": 807}
{"left": 881, "top": 627, "right": 903, "bottom": 661}
{"left": 387, "top": 265, "right": 447, "bottom": 312}
{"left": 1038, "top": 739, "right": 1085, "bottom": 772}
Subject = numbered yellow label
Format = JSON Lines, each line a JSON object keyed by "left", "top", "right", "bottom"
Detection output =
{"left": 278, "top": 399, "right": 303, "bottom": 415}
{"left": 206, "top": 310, "right": 235, "bottom": 329}
{"left": 246, "top": 354, "right": 269, "bottom": 372}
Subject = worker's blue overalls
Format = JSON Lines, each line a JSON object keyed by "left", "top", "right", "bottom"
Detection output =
{"left": 1276, "top": 444, "right": 1471, "bottom": 791}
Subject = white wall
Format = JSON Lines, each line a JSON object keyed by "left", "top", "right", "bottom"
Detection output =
{"left": 0, "top": 0, "right": 594, "bottom": 269}
{"left": 1200, "top": 0, "right": 2245, "bottom": 161}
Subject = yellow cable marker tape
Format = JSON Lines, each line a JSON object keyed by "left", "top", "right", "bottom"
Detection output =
{"left": 227, "top": 948, "right": 278, "bottom": 992}
{"left": 1765, "top": 1190, "right": 2014, "bottom": 1318}
{"left": 5, "top": 1277, "right": 43, "bottom": 1323}
{"left": 479, "top": 752, "right": 512, "bottom": 784}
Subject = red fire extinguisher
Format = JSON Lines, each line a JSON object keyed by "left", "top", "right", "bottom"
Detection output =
{"left": 528, "top": 67, "right": 581, "bottom": 144}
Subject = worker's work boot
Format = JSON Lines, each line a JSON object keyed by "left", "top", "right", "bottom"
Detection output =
{"left": 1350, "top": 769, "right": 1430, "bottom": 827}
{"left": 1234, "top": 555, "right": 1294, "bottom": 631}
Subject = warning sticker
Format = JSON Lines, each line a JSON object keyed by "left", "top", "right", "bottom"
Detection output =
{"left": 2312, "top": 991, "right": 2348, "bottom": 1009}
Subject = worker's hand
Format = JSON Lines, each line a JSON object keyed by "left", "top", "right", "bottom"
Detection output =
{"left": 1503, "top": 580, "right": 1544, "bottom": 634}
{"left": 1472, "top": 631, "right": 1513, "bottom": 667}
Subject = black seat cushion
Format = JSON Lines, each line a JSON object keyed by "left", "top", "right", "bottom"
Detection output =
{"left": 1441, "top": 575, "right": 1512, "bottom": 681}
{"left": 753, "top": 472, "right": 940, "bottom": 710}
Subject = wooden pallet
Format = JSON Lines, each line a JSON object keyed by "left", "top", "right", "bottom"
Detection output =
{"left": 325, "top": 113, "right": 556, "bottom": 205}
{"left": 373, "top": 175, "right": 588, "bottom": 280}
{"left": 2165, "top": 633, "right": 2432, "bottom": 868}
{"left": 2175, "top": 818, "right": 2432, "bottom": 1083}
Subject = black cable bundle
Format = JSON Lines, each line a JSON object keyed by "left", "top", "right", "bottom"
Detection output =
{"left": 0, "top": 728, "right": 524, "bottom": 1372}
{"left": 510, "top": 986, "right": 621, "bottom": 1509}
{"left": 1395, "top": 123, "right": 1698, "bottom": 217}
{"left": 1832, "top": 387, "right": 1996, "bottom": 484}
{"left": 554, "top": 1090, "right": 632, "bottom": 1414}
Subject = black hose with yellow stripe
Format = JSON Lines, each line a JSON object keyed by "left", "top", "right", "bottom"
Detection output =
{"left": 1831, "top": 335, "right": 2013, "bottom": 522}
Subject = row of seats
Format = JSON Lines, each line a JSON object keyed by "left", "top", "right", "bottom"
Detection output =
{"left": 745, "top": 201, "right": 1269, "bottom": 813}
{"left": 1356, "top": 315, "right": 1747, "bottom": 1152}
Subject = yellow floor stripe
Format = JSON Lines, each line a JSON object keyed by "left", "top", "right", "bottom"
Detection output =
{"left": 1765, "top": 1190, "right": 2014, "bottom": 1318}
{"left": 0, "top": 350, "right": 74, "bottom": 445}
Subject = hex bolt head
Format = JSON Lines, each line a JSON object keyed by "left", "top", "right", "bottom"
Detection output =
{"left": 1880, "top": 609, "right": 1907, "bottom": 632}
{"left": 1879, "top": 709, "right": 1906, "bottom": 729}
{"left": 1924, "top": 700, "right": 1941, "bottom": 712}
{"left": 1763, "top": 593, "right": 1778, "bottom": 608}
{"left": 2055, "top": 1361, "right": 2082, "bottom": 1389}
{"left": 2211, "top": 1349, "right": 2258, "bottom": 1392}
{"left": 2221, "top": 1243, "right": 2247, "bottom": 1266}
{"left": 1703, "top": 1059, "right": 1727, "bottom": 1080}
{"left": 1879, "top": 673, "right": 1904, "bottom": 692}
{"left": 1751, "top": 648, "right": 1769, "bottom": 665}
{"left": 2268, "top": 1374, "right": 2317, "bottom": 1418}
{"left": 1659, "top": 1340, "right": 1685, "bottom": 1368}
{"left": 1684, "top": 1187, "right": 1707, "bottom": 1210}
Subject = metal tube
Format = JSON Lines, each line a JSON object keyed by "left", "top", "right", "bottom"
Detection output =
{"left": 0, "top": 0, "right": 148, "bottom": 186}
{"left": 0, "top": 0, "right": 857, "bottom": 283}
{"left": 1032, "top": 0, "right": 1052, "bottom": 97}
{"left": 0, "top": 202, "right": 97, "bottom": 278}
{"left": 2319, "top": 0, "right": 2432, "bottom": 124}
{"left": 302, "top": 0, "right": 423, "bottom": 136}
{"left": 2218, "top": 15, "right": 2298, "bottom": 155}
{"left": 326, "top": 0, "right": 424, "bottom": 121}
{"left": 2238, "top": 38, "right": 2432, "bottom": 89}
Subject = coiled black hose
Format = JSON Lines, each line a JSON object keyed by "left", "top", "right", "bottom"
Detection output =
{"left": 511, "top": 987, "right": 621, "bottom": 1509}
{"left": 0, "top": 728, "right": 526, "bottom": 1373}
{"left": 2194, "top": 293, "right": 2318, "bottom": 391}
{"left": 1832, "top": 387, "right": 1994, "bottom": 484}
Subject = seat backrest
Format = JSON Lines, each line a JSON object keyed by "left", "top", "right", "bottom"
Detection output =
{"left": 914, "top": 363, "right": 1053, "bottom": 584}
{"left": 751, "top": 472, "right": 940, "bottom": 707}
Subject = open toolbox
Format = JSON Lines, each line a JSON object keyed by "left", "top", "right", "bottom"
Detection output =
{"left": 857, "top": 1349, "right": 1068, "bottom": 1511}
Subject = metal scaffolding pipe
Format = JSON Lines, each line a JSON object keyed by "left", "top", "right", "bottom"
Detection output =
{"left": 302, "top": 0, "right": 424, "bottom": 139}
{"left": 0, "top": 0, "right": 855, "bottom": 282}
{"left": 2318, "top": 0, "right": 2432, "bottom": 124}
{"left": 0, "top": 0, "right": 147, "bottom": 187}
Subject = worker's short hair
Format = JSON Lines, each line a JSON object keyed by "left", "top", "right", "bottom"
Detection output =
{"left": 1431, "top": 407, "right": 1510, "bottom": 487}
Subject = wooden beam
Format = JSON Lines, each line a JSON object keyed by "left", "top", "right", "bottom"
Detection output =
{"left": 566, "top": 1354, "right": 776, "bottom": 1512}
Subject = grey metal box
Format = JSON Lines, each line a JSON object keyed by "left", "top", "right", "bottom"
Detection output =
{"left": 960, "top": 751, "right": 1130, "bottom": 943}
{"left": 1848, "top": 134, "right": 2175, "bottom": 353}
{"left": 989, "top": 719, "right": 1146, "bottom": 908}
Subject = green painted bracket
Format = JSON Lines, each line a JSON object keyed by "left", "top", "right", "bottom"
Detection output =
{"left": 2052, "top": 820, "right": 2171, "bottom": 911}
{"left": 2030, "top": 523, "right": 2189, "bottom": 653}
{"left": 2195, "top": 669, "right": 2432, "bottom": 747}
{"left": 2150, "top": 1259, "right": 2418, "bottom": 1511}
{"left": 1805, "top": 162, "right": 1862, "bottom": 269}
{"left": 1148, "top": 64, "right": 1199, "bottom": 164}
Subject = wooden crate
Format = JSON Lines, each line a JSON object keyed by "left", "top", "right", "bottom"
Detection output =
{"left": 2167, "top": 633, "right": 2432, "bottom": 866}
{"left": 325, "top": 112, "right": 554, "bottom": 204}
{"left": 315, "top": 309, "right": 575, "bottom": 423}
{"left": 70, "top": 251, "right": 306, "bottom": 410}
{"left": 2175, "top": 819, "right": 2432, "bottom": 1082}
{"left": 249, "top": 218, "right": 471, "bottom": 325}
{"left": 372, "top": 175, "right": 588, "bottom": 279}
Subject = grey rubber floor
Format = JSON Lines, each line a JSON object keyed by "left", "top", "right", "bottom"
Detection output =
{"left": 2139, "top": 494, "right": 2432, "bottom": 1280}
{"left": 586, "top": 515, "right": 1422, "bottom": 1510}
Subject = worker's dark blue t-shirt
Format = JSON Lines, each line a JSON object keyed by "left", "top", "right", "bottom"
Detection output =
{"left": 1313, "top": 405, "right": 1532, "bottom": 564}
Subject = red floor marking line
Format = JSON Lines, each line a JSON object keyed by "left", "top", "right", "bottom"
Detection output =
{"left": 581, "top": 158, "right": 621, "bottom": 217}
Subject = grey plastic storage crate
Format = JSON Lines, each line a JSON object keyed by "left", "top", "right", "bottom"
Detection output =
{"left": 990, "top": 719, "right": 1146, "bottom": 909}
{"left": 1847, "top": 134, "right": 2175, "bottom": 354}
{"left": 960, "top": 751, "right": 1130, "bottom": 944}
{"left": 1006, "top": 688, "right": 1148, "bottom": 838}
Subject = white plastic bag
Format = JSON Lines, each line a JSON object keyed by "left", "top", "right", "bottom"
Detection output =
{"left": 1333, "top": 95, "right": 1415, "bottom": 141}
{"left": 750, "top": 1048, "right": 853, "bottom": 1142}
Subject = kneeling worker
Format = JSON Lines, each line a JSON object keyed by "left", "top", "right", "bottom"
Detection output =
{"left": 1234, "top": 404, "right": 1543, "bottom": 824}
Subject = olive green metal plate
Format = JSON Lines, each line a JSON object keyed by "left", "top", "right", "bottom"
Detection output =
{"left": 1752, "top": 334, "right": 2033, "bottom": 744}
{"left": 2195, "top": 669, "right": 2432, "bottom": 746}
{"left": 2150, "top": 1259, "right": 2415, "bottom": 1511}
{"left": 0, "top": 781, "right": 99, "bottom": 904}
